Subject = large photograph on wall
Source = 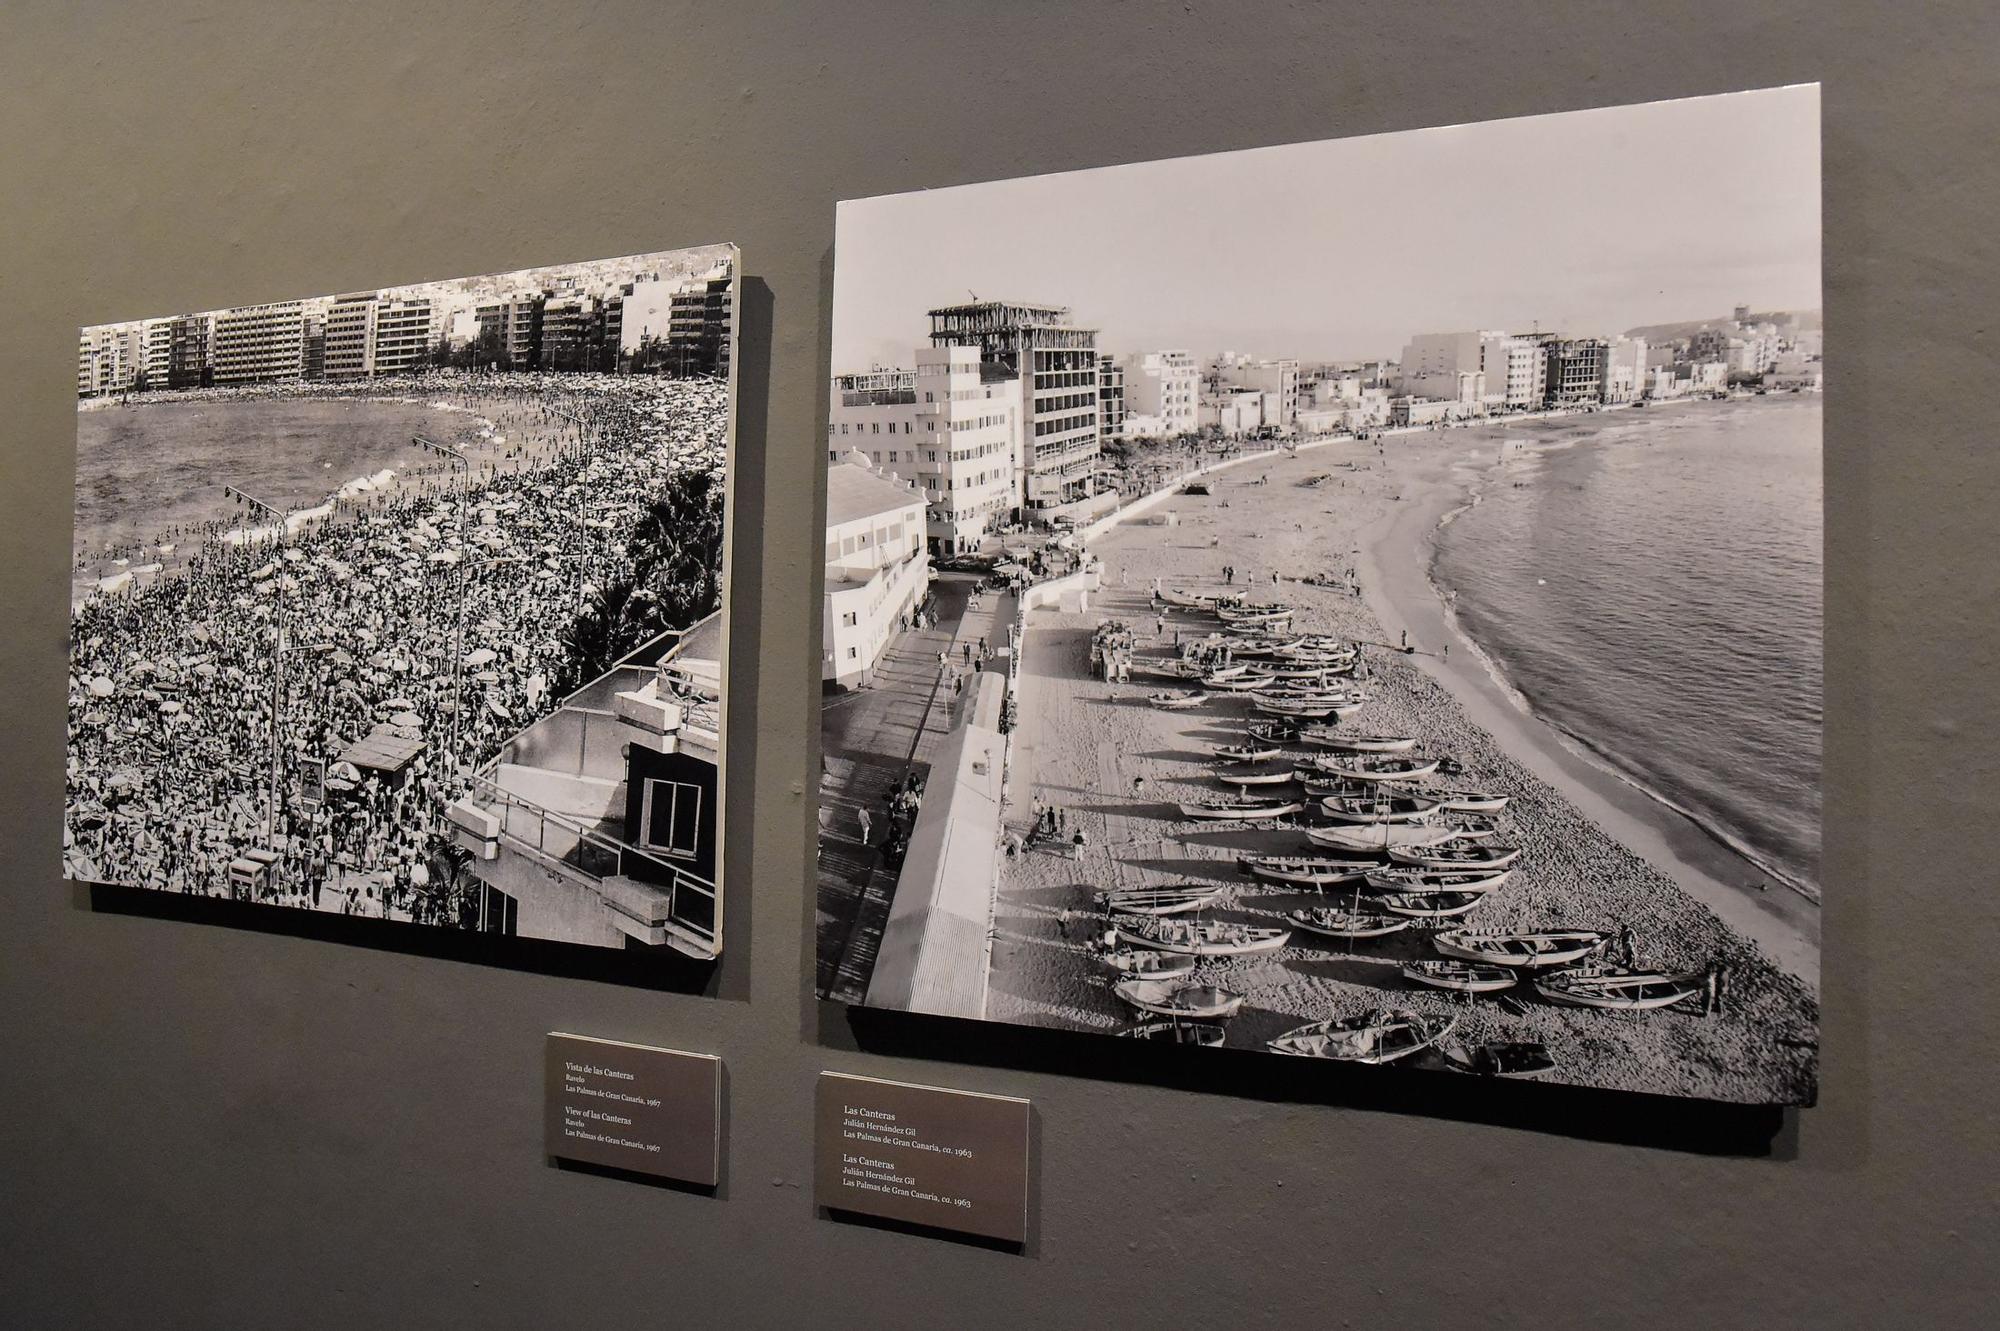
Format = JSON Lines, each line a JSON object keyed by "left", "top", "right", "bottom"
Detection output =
{"left": 68, "top": 245, "right": 739, "bottom": 962}
{"left": 816, "top": 88, "right": 1821, "bottom": 1104}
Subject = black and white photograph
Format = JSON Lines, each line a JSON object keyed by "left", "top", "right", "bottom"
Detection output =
{"left": 68, "top": 245, "right": 739, "bottom": 960}
{"left": 817, "top": 88, "right": 1821, "bottom": 1104}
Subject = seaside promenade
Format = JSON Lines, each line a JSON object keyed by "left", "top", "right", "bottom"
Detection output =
{"left": 816, "top": 572, "right": 1015, "bottom": 1000}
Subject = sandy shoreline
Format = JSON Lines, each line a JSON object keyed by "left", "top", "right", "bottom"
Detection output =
{"left": 1351, "top": 412, "right": 1821, "bottom": 980}
{"left": 982, "top": 408, "right": 1819, "bottom": 1105}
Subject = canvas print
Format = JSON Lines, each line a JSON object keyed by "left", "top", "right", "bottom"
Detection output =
{"left": 817, "top": 88, "right": 1821, "bottom": 1104}
{"left": 68, "top": 245, "right": 738, "bottom": 960}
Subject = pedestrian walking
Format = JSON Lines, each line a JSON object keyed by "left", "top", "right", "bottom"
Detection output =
{"left": 857, "top": 807, "right": 873, "bottom": 847}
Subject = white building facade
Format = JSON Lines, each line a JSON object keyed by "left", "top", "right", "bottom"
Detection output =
{"left": 1120, "top": 349, "right": 1200, "bottom": 438}
{"left": 828, "top": 345, "right": 1024, "bottom": 555}
{"left": 823, "top": 458, "right": 931, "bottom": 689}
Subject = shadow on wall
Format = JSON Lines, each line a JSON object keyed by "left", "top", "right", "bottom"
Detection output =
{"left": 825, "top": 1002, "right": 1791, "bottom": 1158}
{"left": 84, "top": 881, "right": 724, "bottom": 996}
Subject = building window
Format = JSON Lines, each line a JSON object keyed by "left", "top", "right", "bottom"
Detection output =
{"left": 641, "top": 779, "right": 703, "bottom": 860}
{"left": 842, "top": 611, "right": 857, "bottom": 627}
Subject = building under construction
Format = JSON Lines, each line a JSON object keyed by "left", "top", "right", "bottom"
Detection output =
{"left": 927, "top": 300, "right": 1106, "bottom": 516}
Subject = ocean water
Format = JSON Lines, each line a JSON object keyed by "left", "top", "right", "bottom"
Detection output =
{"left": 1432, "top": 396, "right": 1823, "bottom": 897}
{"left": 74, "top": 397, "right": 448, "bottom": 561}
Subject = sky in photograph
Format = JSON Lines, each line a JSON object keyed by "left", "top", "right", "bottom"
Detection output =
{"left": 832, "top": 85, "right": 1820, "bottom": 371}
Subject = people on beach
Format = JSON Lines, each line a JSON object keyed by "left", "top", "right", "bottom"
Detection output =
{"left": 66, "top": 371, "right": 729, "bottom": 916}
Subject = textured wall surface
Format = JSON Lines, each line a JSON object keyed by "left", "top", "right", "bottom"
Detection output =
{"left": 3, "top": 3, "right": 1996, "bottom": 1327}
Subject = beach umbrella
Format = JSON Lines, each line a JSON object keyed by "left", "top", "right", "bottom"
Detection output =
{"left": 158, "top": 699, "right": 184, "bottom": 715}
{"left": 87, "top": 676, "right": 115, "bottom": 698}
{"left": 389, "top": 711, "right": 423, "bottom": 729}
{"left": 464, "top": 647, "right": 497, "bottom": 668}
{"left": 487, "top": 696, "right": 511, "bottom": 720}
{"left": 473, "top": 671, "right": 500, "bottom": 685}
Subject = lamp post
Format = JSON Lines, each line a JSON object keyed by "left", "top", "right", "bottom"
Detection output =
{"left": 412, "top": 434, "right": 471, "bottom": 781}
{"left": 224, "top": 484, "right": 291, "bottom": 850}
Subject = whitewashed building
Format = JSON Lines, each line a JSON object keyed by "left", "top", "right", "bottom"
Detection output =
{"left": 823, "top": 457, "right": 930, "bottom": 689}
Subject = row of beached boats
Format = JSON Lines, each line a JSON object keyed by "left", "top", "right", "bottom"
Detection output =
{"left": 1104, "top": 587, "right": 1705, "bottom": 1062}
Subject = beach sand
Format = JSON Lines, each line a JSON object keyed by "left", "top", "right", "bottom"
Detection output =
{"left": 985, "top": 415, "right": 1819, "bottom": 1105}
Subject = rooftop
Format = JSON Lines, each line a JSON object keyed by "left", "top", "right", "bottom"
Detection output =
{"left": 826, "top": 461, "right": 921, "bottom": 528}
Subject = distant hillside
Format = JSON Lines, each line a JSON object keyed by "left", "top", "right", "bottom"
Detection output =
{"left": 1625, "top": 309, "right": 1822, "bottom": 342}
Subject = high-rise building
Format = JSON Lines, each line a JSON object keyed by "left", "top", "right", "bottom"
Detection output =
{"left": 76, "top": 326, "right": 142, "bottom": 398}
{"left": 211, "top": 301, "right": 307, "bottom": 385}
{"left": 1121, "top": 349, "right": 1200, "bottom": 438}
{"left": 167, "top": 314, "right": 211, "bottom": 389}
{"left": 828, "top": 345, "right": 1023, "bottom": 554}
{"left": 1543, "top": 338, "right": 1609, "bottom": 407}
{"left": 141, "top": 319, "right": 173, "bottom": 391}
{"left": 928, "top": 301, "right": 1101, "bottom": 516}
{"left": 323, "top": 294, "right": 377, "bottom": 380}
{"left": 473, "top": 297, "right": 542, "bottom": 371}
{"left": 668, "top": 273, "right": 733, "bottom": 377}
{"left": 371, "top": 297, "right": 434, "bottom": 376}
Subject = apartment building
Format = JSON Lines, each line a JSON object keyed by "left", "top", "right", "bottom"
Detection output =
{"left": 823, "top": 458, "right": 930, "bottom": 689}
{"left": 927, "top": 301, "right": 1102, "bottom": 516}
{"left": 211, "top": 301, "right": 307, "bottom": 385}
{"left": 829, "top": 345, "right": 1023, "bottom": 554}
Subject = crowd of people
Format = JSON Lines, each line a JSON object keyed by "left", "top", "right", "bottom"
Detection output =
{"left": 65, "top": 371, "right": 731, "bottom": 924}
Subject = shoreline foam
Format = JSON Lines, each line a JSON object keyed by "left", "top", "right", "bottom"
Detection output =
{"left": 1352, "top": 411, "right": 1820, "bottom": 981}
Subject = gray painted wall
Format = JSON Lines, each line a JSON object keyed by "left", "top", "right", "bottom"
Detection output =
{"left": 2, "top": 2, "right": 1993, "bottom": 1326}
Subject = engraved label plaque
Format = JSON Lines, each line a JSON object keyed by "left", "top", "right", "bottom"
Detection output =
{"left": 545, "top": 1033, "right": 721, "bottom": 1188}
{"left": 815, "top": 1071, "right": 1030, "bottom": 1245}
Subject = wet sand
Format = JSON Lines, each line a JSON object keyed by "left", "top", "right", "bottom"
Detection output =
{"left": 985, "top": 417, "right": 1818, "bottom": 1105}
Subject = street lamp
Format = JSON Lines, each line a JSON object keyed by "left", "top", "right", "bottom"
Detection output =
{"left": 224, "top": 484, "right": 291, "bottom": 850}
{"left": 412, "top": 434, "right": 471, "bottom": 779}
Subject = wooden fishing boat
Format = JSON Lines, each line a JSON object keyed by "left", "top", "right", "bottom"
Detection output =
{"left": 1202, "top": 673, "right": 1271, "bottom": 692}
{"left": 1318, "top": 793, "right": 1442, "bottom": 824}
{"left": 1299, "top": 775, "right": 1379, "bottom": 799}
{"left": 1203, "top": 662, "right": 1254, "bottom": 681}
{"left": 1119, "top": 1020, "right": 1227, "bottom": 1047}
{"left": 1533, "top": 966, "right": 1705, "bottom": 1010}
{"left": 1114, "top": 978, "right": 1246, "bottom": 1020}
{"left": 1215, "top": 766, "right": 1296, "bottom": 787}
{"left": 1388, "top": 839, "right": 1522, "bottom": 870}
{"left": 1212, "top": 743, "right": 1283, "bottom": 763}
{"left": 1304, "top": 821, "right": 1461, "bottom": 852}
{"left": 1178, "top": 796, "right": 1305, "bottom": 821}
{"left": 1238, "top": 854, "right": 1378, "bottom": 886}
{"left": 1362, "top": 867, "right": 1512, "bottom": 896}
{"left": 1402, "top": 959, "right": 1518, "bottom": 993}
{"left": 1285, "top": 909, "right": 1414, "bottom": 940}
{"left": 1217, "top": 606, "right": 1294, "bottom": 627}
{"left": 1298, "top": 730, "right": 1418, "bottom": 754}
{"left": 1376, "top": 891, "right": 1486, "bottom": 919}
{"left": 1111, "top": 917, "right": 1292, "bottom": 956}
{"left": 1100, "top": 948, "right": 1199, "bottom": 979}
{"left": 1148, "top": 690, "right": 1208, "bottom": 710}
{"left": 1267, "top": 1010, "right": 1456, "bottom": 1063}
{"left": 1433, "top": 930, "right": 1608, "bottom": 969}
{"left": 1130, "top": 659, "right": 1200, "bottom": 681}
{"left": 1095, "top": 885, "right": 1223, "bottom": 916}
{"left": 1160, "top": 587, "right": 1223, "bottom": 609}
{"left": 1442, "top": 1040, "right": 1557, "bottom": 1077}
{"left": 1312, "top": 755, "right": 1440, "bottom": 783}
{"left": 1437, "top": 815, "right": 1501, "bottom": 841}
{"left": 1254, "top": 698, "right": 1363, "bottom": 719}
{"left": 1257, "top": 660, "right": 1355, "bottom": 679}
{"left": 1427, "top": 787, "right": 1510, "bottom": 813}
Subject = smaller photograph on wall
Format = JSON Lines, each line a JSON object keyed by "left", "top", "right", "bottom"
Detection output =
{"left": 817, "top": 86, "right": 1821, "bottom": 1106}
{"left": 68, "top": 245, "right": 740, "bottom": 965}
